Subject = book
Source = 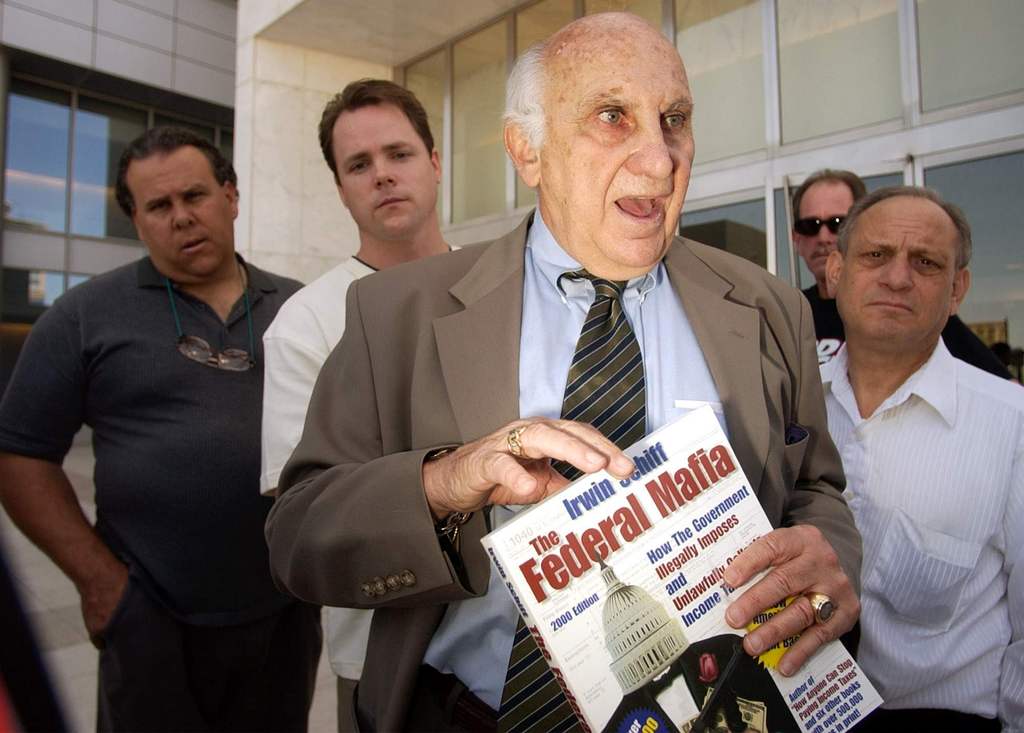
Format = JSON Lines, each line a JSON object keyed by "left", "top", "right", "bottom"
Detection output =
{"left": 481, "top": 406, "right": 881, "bottom": 733}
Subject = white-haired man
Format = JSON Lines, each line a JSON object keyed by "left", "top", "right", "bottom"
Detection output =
{"left": 822, "top": 186, "right": 1023, "bottom": 731}
{"left": 266, "top": 13, "right": 861, "bottom": 732}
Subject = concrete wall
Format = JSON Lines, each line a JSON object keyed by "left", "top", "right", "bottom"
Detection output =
{"left": 236, "top": 0, "right": 528, "bottom": 284}
{"left": 233, "top": 24, "right": 390, "bottom": 283}
{"left": 0, "top": 0, "right": 236, "bottom": 107}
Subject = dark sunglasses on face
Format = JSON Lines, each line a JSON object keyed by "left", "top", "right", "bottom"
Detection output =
{"left": 794, "top": 215, "right": 845, "bottom": 236}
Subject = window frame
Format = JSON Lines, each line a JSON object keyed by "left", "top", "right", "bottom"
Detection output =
{"left": 399, "top": 0, "right": 1024, "bottom": 278}
{"left": 2, "top": 73, "right": 234, "bottom": 312}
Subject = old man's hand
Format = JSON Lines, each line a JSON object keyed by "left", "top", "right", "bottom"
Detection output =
{"left": 722, "top": 524, "right": 859, "bottom": 676}
{"left": 421, "top": 418, "right": 635, "bottom": 519}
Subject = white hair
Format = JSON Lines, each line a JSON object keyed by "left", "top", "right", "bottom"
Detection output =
{"left": 504, "top": 40, "right": 547, "bottom": 150}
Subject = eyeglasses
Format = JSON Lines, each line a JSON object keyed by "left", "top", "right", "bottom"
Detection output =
{"left": 176, "top": 335, "right": 253, "bottom": 371}
{"left": 794, "top": 216, "right": 845, "bottom": 236}
{"left": 164, "top": 277, "right": 255, "bottom": 371}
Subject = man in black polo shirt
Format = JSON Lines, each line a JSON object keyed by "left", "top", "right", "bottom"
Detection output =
{"left": 791, "top": 168, "right": 1010, "bottom": 378}
{"left": 0, "top": 128, "right": 319, "bottom": 731}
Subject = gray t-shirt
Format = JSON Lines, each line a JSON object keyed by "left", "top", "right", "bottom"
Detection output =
{"left": 0, "top": 256, "right": 301, "bottom": 625}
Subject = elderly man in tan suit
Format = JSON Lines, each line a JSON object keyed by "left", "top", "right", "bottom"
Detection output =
{"left": 267, "top": 12, "right": 860, "bottom": 733}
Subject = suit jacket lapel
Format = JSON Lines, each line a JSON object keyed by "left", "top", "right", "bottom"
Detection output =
{"left": 664, "top": 240, "right": 770, "bottom": 493}
{"left": 433, "top": 225, "right": 771, "bottom": 492}
{"left": 433, "top": 218, "right": 530, "bottom": 443}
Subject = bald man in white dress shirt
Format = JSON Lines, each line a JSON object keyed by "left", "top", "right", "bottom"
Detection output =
{"left": 821, "top": 185, "right": 1023, "bottom": 732}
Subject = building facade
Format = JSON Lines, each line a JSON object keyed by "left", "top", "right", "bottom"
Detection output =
{"left": 235, "top": 0, "right": 1024, "bottom": 350}
{"left": 0, "top": 0, "right": 236, "bottom": 388}
{"left": 4, "top": 0, "right": 1023, "bottom": 383}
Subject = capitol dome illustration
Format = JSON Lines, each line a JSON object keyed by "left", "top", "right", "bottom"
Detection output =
{"left": 600, "top": 559, "right": 689, "bottom": 693}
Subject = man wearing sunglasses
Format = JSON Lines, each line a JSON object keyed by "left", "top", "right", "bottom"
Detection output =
{"left": 792, "top": 169, "right": 1009, "bottom": 377}
{"left": 0, "top": 128, "right": 321, "bottom": 731}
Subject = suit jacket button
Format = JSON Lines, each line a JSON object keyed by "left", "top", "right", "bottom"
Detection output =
{"left": 400, "top": 570, "right": 416, "bottom": 587}
{"left": 372, "top": 576, "right": 387, "bottom": 595}
{"left": 386, "top": 574, "right": 401, "bottom": 590}
{"left": 361, "top": 582, "right": 374, "bottom": 597}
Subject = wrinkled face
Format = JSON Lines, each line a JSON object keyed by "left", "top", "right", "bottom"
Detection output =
{"left": 126, "top": 146, "right": 238, "bottom": 285}
{"left": 533, "top": 18, "right": 695, "bottom": 280}
{"left": 826, "top": 196, "right": 969, "bottom": 358}
{"left": 794, "top": 181, "right": 855, "bottom": 288}
{"left": 333, "top": 103, "right": 441, "bottom": 243}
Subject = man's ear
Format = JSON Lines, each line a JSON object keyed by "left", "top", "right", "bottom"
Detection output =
{"left": 504, "top": 123, "right": 540, "bottom": 189}
{"left": 430, "top": 148, "right": 441, "bottom": 184}
{"left": 825, "top": 250, "right": 843, "bottom": 299}
{"left": 949, "top": 267, "right": 971, "bottom": 316}
{"left": 336, "top": 179, "right": 351, "bottom": 212}
{"left": 224, "top": 181, "right": 239, "bottom": 220}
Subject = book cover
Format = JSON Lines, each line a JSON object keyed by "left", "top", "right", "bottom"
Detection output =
{"left": 481, "top": 406, "right": 881, "bottom": 733}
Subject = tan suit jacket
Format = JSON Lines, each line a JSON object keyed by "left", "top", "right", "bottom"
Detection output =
{"left": 266, "top": 216, "right": 860, "bottom": 731}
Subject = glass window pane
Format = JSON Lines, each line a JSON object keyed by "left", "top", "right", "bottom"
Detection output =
{"left": 777, "top": 0, "right": 901, "bottom": 143}
{"left": 72, "top": 96, "right": 147, "bottom": 240}
{"left": 405, "top": 51, "right": 445, "bottom": 161}
{"left": 585, "top": 0, "right": 661, "bottom": 28}
{"left": 405, "top": 50, "right": 446, "bottom": 221}
{"left": 680, "top": 198, "right": 766, "bottom": 268}
{"left": 773, "top": 172, "right": 902, "bottom": 287}
{"left": 4, "top": 80, "right": 70, "bottom": 232}
{"left": 68, "top": 273, "right": 91, "bottom": 290}
{"left": 773, "top": 188, "right": 796, "bottom": 284}
{"left": 219, "top": 129, "right": 234, "bottom": 163}
{"left": 28, "top": 269, "right": 66, "bottom": 306}
{"left": 676, "top": 0, "right": 764, "bottom": 164}
{"left": 917, "top": 0, "right": 1024, "bottom": 112}
{"left": 924, "top": 152, "right": 1024, "bottom": 350}
{"left": 0, "top": 320, "right": 33, "bottom": 395}
{"left": 452, "top": 21, "right": 507, "bottom": 223}
{"left": 2, "top": 268, "right": 60, "bottom": 325}
{"left": 514, "top": 0, "right": 575, "bottom": 209}
{"left": 154, "top": 114, "right": 215, "bottom": 142}
{"left": 518, "top": 0, "right": 575, "bottom": 50}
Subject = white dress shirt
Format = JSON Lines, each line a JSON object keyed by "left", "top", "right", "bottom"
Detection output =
{"left": 261, "top": 257, "right": 374, "bottom": 494}
{"left": 260, "top": 257, "right": 375, "bottom": 681}
{"left": 821, "top": 341, "right": 1024, "bottom": 729}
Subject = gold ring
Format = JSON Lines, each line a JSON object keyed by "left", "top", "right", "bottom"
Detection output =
{"left": 506, "top": 426, "right": 527, "bottom": 458}
{"left": 805, "top": 592, "right": 837, "bottom": 624}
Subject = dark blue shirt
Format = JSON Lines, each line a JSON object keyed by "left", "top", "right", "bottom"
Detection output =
{"left": 0, "top": 256, "right": 301, "bottom": 625}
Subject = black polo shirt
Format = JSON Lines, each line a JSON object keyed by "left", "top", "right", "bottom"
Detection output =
{"left": 0, "top": 256, "right": 301, "bottom": 625}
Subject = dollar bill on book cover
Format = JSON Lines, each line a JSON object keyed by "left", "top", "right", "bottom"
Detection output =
{"left": 481, "top": 406, "right": 881, "bottom": 733}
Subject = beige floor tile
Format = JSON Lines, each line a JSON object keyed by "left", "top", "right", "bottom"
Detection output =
{"left": 30, "top": 603, "right": 90, "bottom": 651}
{"left": 47, "top": 658, "right": 97, "bottom": 733}
{"left": 310, "top": 645, "right": 339, "bottom": 732}
{"left": 5, "top": 427, "right": 338, "bottom": 731}
{"left": 44, "top": 641, "right": 99, "bottom": 682}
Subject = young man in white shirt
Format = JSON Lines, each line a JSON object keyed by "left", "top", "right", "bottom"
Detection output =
{"left": 821, "top": 185, "right": 1023, "bottom": 731}
{"left": 260, "top": 79, "right": 450, "bottom": 731}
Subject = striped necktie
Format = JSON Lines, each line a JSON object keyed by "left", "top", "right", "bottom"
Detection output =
{"left": 552, "top": 271, "right": 647, "bottom": 479}
{"left": 499, "top": 270, "right": 647, "bottom": 733}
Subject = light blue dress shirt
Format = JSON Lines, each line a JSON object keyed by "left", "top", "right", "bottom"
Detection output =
{"left": 424, "top": 211, "right": 723, "bottom": 709}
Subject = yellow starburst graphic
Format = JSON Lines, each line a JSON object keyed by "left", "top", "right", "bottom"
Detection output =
{"left": 745, "top": 597, "right": 800, "bottom": 670}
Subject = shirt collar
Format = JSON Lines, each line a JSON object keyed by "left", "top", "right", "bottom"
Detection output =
{"left": 525, "top": 208, "right": 661, "bottom": 305}
{"left": 822, "top": 340, "right": 957, "bottom": 427}
{"left": 136, "top": 253, "right": 277, "bottom": 293}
